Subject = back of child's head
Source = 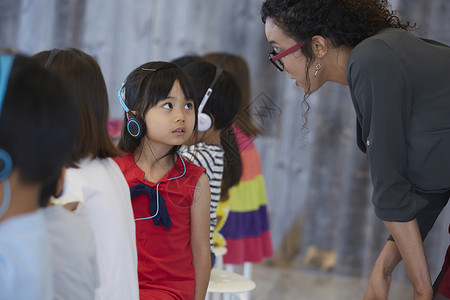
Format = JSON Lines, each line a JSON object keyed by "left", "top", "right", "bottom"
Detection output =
{"left": 203, "top": 52, "right": 260, "bottom": 137}
{"left": 32, "top": 48, "right": 119, "bottom": 165}
{"left": 182, "top": 60, "right": 243, "bottom": 199}
{"left": 0, "top": 52, "right": 78, "bottom": 206}
{"left": 118, "top": 61, "right": 197, "bottom": 154}
{"left": 171, "top": 54, "right": 203, "bottom": 68}
{"left": 182, "top": 61, "right": 241, "bottom": 130}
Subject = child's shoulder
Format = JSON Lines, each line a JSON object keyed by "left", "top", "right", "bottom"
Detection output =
{"left": 179, "top": 154, "right": 206, "bottom": 179}
{"left": 0, "top": 210, "right": 46, "bottom": 235}
{"left": 181, "top": 155, "right": 206, "bottom": 172}
{"left": 180, "top": 142, "right": 224, "bottom": 159}
{"left": 113, "top": 152, "right": 134, "bottom": 172}
{"left": 202, "top": 143, "right": 224, "bottom": 155}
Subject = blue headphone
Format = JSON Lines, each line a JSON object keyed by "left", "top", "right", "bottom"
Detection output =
{"left": 118, "top": 84, "right": 146, "bottom": 139}
{"left": 0, "top": 54, "right": 14, "bottom": 218}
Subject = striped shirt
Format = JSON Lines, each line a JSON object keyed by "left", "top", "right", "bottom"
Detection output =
{"left": 180, "top": 142, "right": 224, "bottom": 249}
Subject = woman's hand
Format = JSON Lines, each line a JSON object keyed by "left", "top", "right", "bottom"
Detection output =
{"left": 364, "top": 240, "right": 401, "bottom": 300}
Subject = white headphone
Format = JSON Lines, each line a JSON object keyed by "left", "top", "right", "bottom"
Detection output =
{"left": 197, "top": 65, "right": 223, "bottom": 132}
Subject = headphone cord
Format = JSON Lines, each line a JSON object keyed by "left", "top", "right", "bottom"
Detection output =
{"left": 134, "top": 151, "right": 186, "bottom": 221}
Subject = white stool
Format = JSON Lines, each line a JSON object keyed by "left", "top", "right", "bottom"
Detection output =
{"left": 212, "top": 246, "right": 227, "bottom": 270}
{"left": 224, "top": 263, "right": 253, "bottom": 300}
{"left": 206, "top": 268, "right": 256, "bottom": 300}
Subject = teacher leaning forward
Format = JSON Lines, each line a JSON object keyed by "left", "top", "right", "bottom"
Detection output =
{"left": 261, "top": 0, "right": 450, "bottom": 299}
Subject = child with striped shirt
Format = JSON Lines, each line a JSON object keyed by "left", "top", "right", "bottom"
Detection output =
{"left": 180, "top": 59, "right": 242, "bottom": 267}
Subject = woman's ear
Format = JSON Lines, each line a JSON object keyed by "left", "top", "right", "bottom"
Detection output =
{"left": 311, "top": 35, "right": 329, "bottom": 59}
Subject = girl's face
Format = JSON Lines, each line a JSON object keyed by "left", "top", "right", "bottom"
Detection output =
{"left": 265, "top": 18, "right": 319, "bottom": 93}
{"left": 143, "top": 80, "right": 195, "bottom": 150}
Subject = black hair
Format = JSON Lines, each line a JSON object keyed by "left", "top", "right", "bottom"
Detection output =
{"left": 183, "top": 61, "right": 241, "bottom": 131}
{"left": 118, "top": 61, "right": 197, "bottom": 160}
{"left": 219, "top": 126, "right": 242, "bottom": 201}
{"left": 261, "top": 0, "right": 413, "bottom": 48}
{"left": 171, "top": 54, "right": 204, "bottom": 68}
{"left": 0, "top": 54, "right": 79, "bottom": 207}
{"left": 182, "top": 61, "right": 243, "bottom": 198}
{"left": 261, "top": 0, "right": 415, "bottom": 135}
{"left": 39, "top": 176, "right": 59, "bottom": 206}
{"left": 203, "top": 52, "right": 261, "bottom": 138}
{"left": 33, "top": 48, "right": 120, "bottom": 166}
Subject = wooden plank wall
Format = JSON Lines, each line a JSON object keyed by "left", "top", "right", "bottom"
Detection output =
{"left": 1, "top": 0, "right": 449, "bottom": 283}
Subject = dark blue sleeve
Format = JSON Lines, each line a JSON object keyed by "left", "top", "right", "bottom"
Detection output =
{"left": 348, "top": 39, "right": 428, "bottom": 222}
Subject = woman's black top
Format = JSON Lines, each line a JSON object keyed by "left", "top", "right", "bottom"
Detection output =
{"left": 347, "top": 28, "right": 450, "bottom": 222}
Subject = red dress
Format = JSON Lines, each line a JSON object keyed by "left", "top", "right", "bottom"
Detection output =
{"left": 114, "top": 153, "right": 205, "bottom": 300}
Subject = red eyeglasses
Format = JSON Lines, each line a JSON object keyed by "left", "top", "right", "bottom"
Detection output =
{"left": 268, "top": 40, "right": 305, "bottom": 71}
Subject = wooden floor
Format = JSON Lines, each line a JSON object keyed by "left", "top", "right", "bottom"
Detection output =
{"left": 229, "top": 263, "right": 414, "bottom": 300}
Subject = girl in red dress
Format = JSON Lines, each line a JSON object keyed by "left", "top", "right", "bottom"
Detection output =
{"left": 114, "top": 61, "right": 211, "bottom": 300}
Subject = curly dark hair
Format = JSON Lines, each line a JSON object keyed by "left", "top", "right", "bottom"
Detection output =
{"left": 261, "top": 0, "right": 413, "bottom": 48}
{"left": 261, "top": 0, "right": 414, "bottom": 135}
